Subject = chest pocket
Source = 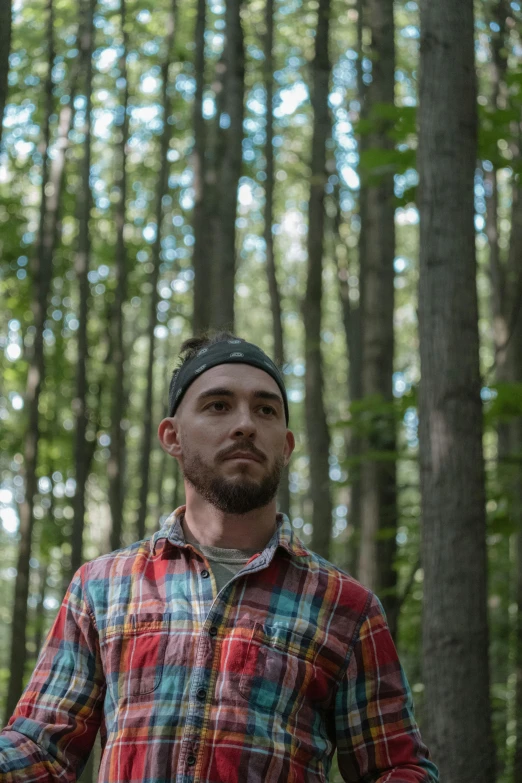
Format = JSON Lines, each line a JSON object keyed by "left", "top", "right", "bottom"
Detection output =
{"left": 101, "top": 613, "right": 171, "bottom": 700}
{"left": 238, "top": 622, "right": 326, "bottom": 716}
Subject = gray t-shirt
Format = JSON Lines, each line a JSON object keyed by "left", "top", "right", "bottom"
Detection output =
{"left": 182, "top": 524, "right": 260, "bottom": 593}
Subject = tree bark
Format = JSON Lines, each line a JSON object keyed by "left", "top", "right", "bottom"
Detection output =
{"left": 334, "top": 0, "right": 365, "bottom": 578}
{"left": 211, "top": 0, "right": 245, "bottom": 330}
{"left": 0, "top": 0, "right": 12, "bottom": 146}
{"left": 417, "top": 0, "right": 496, "bottom": 778}
{"left": 108, "top": 0, "right": 130, "bottom": 552}
{"left": 332, "top": 191, "right": 361, "bottom": 576}
{"left": 507, "top": 156, "right": 522, "bottom": 782}
{"left": 302, "top": 0, "right": 333, "bottom": 560}
{"left": 71, "top": 0, "right": 96, "bottom": 577}
{"left": 356, "top": 0, "right": 398, "bottom": 634}
{"left": 136, "top": 0, "right": 177, "bottom": 542}
{"left": 5, "top": 0, "right": 56, "bottom": 724}
{"left": 191, "top": 0, "right": 210, "bottom": 335}
{"left": 262, "top": 0, "right": 290, "bottom": 519}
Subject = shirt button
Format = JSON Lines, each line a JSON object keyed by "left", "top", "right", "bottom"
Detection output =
{"left": 187, "top": 754, "right": 196, "bottom": 766}
{"left": 209, "top": 626, "right": 218, "bottom": 637}
{"left": 201, "top": 569, "right": 210, "bottom": 578}
{"left": 196, "top": 687, "right": 206, "bottom": 700}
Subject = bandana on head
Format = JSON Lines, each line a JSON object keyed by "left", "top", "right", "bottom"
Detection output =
{"left": 168, "top": 339, "right": 290, "bottom": 425}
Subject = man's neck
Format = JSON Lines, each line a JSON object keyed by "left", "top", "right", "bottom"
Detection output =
{"left": 181, "top": 502, "right": 278, "bottom": 551}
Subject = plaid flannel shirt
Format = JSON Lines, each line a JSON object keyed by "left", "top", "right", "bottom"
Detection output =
{"left": 0, "top": 505, "right": 439, "bottom": 782}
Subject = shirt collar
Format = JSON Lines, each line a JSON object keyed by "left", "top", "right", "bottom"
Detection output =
{"left": 150, "top": 504, "right": 309, "bottom": 559}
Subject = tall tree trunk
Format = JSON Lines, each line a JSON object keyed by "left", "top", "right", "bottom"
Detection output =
{"left": 108, "top": 0, "right": 130, "bottom": 552}
{"left": 335, "top": 0, "right": 365, "bottom": 578}
{"left": 191, "top": 0, "right": 211, "bottom": 335}
{"left": 302, "top": 0, "right": 332, "bottom": 560}
{"left": 507, "top": 151, "right": 522, "bottom": 781}
{"left": 262, "top": 0, "right": 290, "bottom": 519}
{"left": 0, "top": 0, "right": 12, "bottom": 146}
{"left": 417, "top": 0, "right": 496, "bottom": 779}
{"left": 71, "top": 0, "right": 95, "bottom": 577}
{"left": 211, "top": 0, "right": 245, "bottom": 330}
{"left": 332, "top": 192, "right": 362, "bottom": 576}
{"left": 356, "top": 0, "right": 398, "bottom": 634}
{"left": 136, "top": 0, "right": 177, "bottom": 541}
{"left": 4, "top": 0, "right": 56, "bottom": 724}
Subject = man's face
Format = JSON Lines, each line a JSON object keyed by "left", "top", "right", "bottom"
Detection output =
{"left": 161, "top": 364, "right": 295, "bottom": 515}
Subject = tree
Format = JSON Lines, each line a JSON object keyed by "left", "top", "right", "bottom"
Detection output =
{"left": 356, "top": 0, "right": 398, "bottom": 634}
{"left": 210, "top": 0, "right": 245, "bottom": 329}
{"left": 263, "top": 0, "right": 290, "bottom": 519}
{"left": 136, "top": 0, "right": 178, "bottom": 542}
{"left": 71, "top": 0, "right": 96, "bottom": 577}
{"left": 108, "top": 0, "right": 130, "bottom": 552}
{"left": 0, "top": 0, "right": 12, "bottom": 146}
{"left": 302, "top": 0, "right": 333, "bottom": 560}
{"left": 417, "top": 0, "right": 496, "bottom": 778}
{"left": 4, "top": 0, "right": 56, "bottom": 723}
{"left": 191, "top": 0, "right": 209, "bottom": 335}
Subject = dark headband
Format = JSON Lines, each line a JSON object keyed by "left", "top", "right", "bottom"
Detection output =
{"left": 168, "top": 339, "right": 289, "bottom": 425}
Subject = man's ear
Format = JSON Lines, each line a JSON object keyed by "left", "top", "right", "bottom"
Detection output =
{"left": 158, "top": 417, "right": 182, "bottom": 459}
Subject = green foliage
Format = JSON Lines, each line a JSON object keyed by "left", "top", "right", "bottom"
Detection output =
{"left": 354, "top": 103, "right": 417, "bottom": 190}
{"left": 484, "top": 382, "right": 522, "bottom": 426}
{"left": 479, "top": 104, "right": 522, "bottom": 173}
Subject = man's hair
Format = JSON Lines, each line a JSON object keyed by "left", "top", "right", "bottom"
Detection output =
{"left": 169, "top": 328, "right": 286, "bottom": 415}
{"left": 170, "top": 328, "right": 241, "bottom": 391}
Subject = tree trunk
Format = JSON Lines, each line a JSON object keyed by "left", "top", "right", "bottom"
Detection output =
{"left": 108, "top": 0, "right": 130, "bottom": 552}
{"left": 262, "top": 0, "right": 290, "bottom": 519}
{"left": 333, "top": 0, "right": 365, "bottom": 578}
{"left": 191, "top": 0, "right": 210, "bottom": 335}
{"left": 512, "top": 300, "right": 522, "bottom": 779}
{"left": 71, "top": 0, "right": 96, "bottom": 577}
{"left": 507, "top": 172, "right": 522, "bottom": 781}
{"left": 211, "top": 0, "right": 245, "bottom": 330}
{"left": 417, "top": 0, "right": 496, "bottom": 779}
{"left": 332, "top": 192, "right": 362, "bottom": 576}
{"left": 0, "top": 0, "right": 12, "bottom": 146}
{"left": 302, "top": 0, "right": 332, "bottom": 560}
{"left": 4, "top": 0, "right": 56, "bottom": 724}
{"left": 356, "top": 0, "right": 398, "bottom": 634}
{"left": 136, "top": 0, "right": 177, "bottom": 541}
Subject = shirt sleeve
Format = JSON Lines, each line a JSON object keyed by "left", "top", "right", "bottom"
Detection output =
{"left": 0, "top": 565, "right": 105, "bottom": 782}
{"left": 335, "top": 592, "right": 439, "bottom": 783}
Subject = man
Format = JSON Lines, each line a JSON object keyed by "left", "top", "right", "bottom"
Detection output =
{"left": 0, "top": 335, "right": 439, "bottom": 782}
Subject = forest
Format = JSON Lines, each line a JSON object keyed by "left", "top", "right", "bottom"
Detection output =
{"left": 0, "top": 0, "right": 521, "bottom": 781}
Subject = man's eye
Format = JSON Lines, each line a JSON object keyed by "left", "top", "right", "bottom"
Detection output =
{"left": 207, "top": 402, "right": 276, "bottom": 415}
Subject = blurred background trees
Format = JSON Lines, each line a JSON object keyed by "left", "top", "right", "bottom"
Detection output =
{"left": 1, "top": 0, "right": 522, "bottom": 781}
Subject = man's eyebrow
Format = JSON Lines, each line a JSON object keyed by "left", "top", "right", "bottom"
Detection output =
{"left": 196, "top": 387, "right": 283, "bottom": 409}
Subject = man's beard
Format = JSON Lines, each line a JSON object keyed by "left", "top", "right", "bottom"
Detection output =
{"left": 180, "top": 449, "right": 285, "bottom": 514}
